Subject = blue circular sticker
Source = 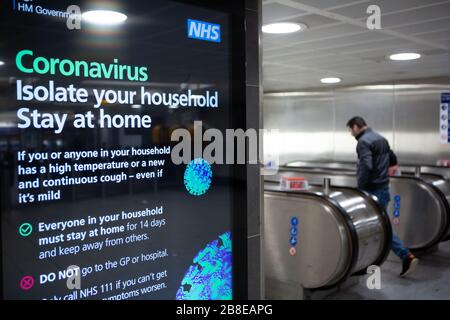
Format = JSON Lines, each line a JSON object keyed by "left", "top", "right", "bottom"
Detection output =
{"left": 394, "top": 195, "right": 401, "bottom": 202}
{"left": 290, "top": 237, "right": 297, "bottom": 246}
{"left": 291, "top": 217, "right": 298, "bottom": 226}
{"left": 290, "top": 227, "right": 298, "bottom": 236}
{"left": 393, "top": 210, "right": 400, "bottom": 218}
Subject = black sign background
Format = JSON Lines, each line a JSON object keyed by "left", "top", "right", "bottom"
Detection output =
{"left": 0, "top": 0, "right": 248, "bottom": 300}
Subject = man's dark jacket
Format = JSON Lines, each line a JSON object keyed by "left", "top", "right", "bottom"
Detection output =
{"left": 355, "top": 127, "right": 397, "bottom": 190}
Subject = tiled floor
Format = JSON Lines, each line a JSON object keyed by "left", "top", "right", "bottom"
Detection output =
{"left": 325, "top": 241, "right": 450, "bottom": 300}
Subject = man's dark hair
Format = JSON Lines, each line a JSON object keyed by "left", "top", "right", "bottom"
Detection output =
{"left": 346, "top": 116, "right": 367, "bottom": 128}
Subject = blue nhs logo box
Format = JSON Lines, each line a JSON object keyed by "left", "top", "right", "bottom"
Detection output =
{"left": 187, "top": 19, "right": 221, "bottom": 43}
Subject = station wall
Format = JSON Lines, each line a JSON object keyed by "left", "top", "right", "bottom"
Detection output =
{"left": 264, "top": 77, "right": 450, "bottom": 165}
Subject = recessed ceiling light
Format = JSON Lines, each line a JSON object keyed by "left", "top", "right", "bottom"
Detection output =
{"left": 262, "top": 22, "right": 306, "bottom": 34}
{"left": 320, "top": 77, "right": 342, "bottom": 84}
{"left": 389, "top": 53, "right": 421, "bottom": 61}
{"left": 0, "top": 61, "right": 5, "bottom": 66}
{"left": 82, "top": 10, "right": 127, "bottom": 25}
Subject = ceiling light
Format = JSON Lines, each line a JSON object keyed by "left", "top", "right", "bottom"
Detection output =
{"left": 389, "top": 53, "right": 421, "bottom": 61}
{"left": 320, "top": 77, "right": 342, "bottom": 84}
{"left": 262, "top": 22, "right": 306, "bottom": 34}
{"left": 82, "top": 10, "right": 127, "bottom": 25}
{"left": 0, "top": 61, "right": 5, "bottom": 66}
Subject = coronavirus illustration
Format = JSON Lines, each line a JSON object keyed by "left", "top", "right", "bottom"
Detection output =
{"left": 184, "top": 158, "right": 213, "bottom": 196}
{"left": 176, "top": 232, "right": 232, "bottom": 300}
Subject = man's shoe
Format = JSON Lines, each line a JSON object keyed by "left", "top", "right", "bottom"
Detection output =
{"left": 400, "top": 254, "right": 419, "bottom": 277}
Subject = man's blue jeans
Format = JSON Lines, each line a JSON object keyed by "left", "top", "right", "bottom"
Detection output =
{"left": 369, "top": 187, "right": 411, "bottom": 261}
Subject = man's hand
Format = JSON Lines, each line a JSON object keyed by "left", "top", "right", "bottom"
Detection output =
{"left": 389, "top": 165, "right": 400, "bottom": 177}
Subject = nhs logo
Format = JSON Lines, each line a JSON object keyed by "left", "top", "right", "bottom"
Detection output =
{"left": 187, "top": 19, "right": 221, "bottom": 43}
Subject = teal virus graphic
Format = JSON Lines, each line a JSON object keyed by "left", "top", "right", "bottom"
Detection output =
{"left": 184, "top": 158, "right": 213, "bottom": 196}
{"left": 176, "top": 232, "right": 232, "bottom": 300}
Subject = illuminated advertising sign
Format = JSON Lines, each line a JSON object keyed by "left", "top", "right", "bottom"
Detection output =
{"left": 0, "top": 0, "right": 247, "bottom": 300}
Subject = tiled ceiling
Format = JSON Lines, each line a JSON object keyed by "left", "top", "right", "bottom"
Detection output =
{"left": 263, "top": 0, "right": 450, "bottom": 92}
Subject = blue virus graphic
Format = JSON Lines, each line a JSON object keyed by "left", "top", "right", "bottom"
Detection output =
{"left": 176, "top": 232, "right": 232, "bottom": 300}
{"left": 184, "top": 158, "right": 213, "bottom": 196}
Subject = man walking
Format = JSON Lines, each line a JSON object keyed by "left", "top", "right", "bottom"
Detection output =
{"left": 346, "top": 116, "right": 419, "bottom": 277}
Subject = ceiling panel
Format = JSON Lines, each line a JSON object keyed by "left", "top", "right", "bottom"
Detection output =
{"left": 419, "top": 32, "right": 450, "bottom": 44}
{"left": 262, "top": 0, "right": 450, "bottom": 92}
{"left": 330, "top": 0, "right": 450, "bottom": 19}
{"left": 264, "top": 32, "right": 394, "bottom": 58}
{"left": 263, "top": 3, "right": 306, "bottom": 23}
{"left": 289, "top": 0, "right": 372, "bottom": 10}
{"left": 263, "top": 23, "right": 361, "bottom": 46}
{"left": 389, "top": 17, "right": 450, "bottom": 35}
{"left": 380, "top": 4, "right": 450, "bottom": 29}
